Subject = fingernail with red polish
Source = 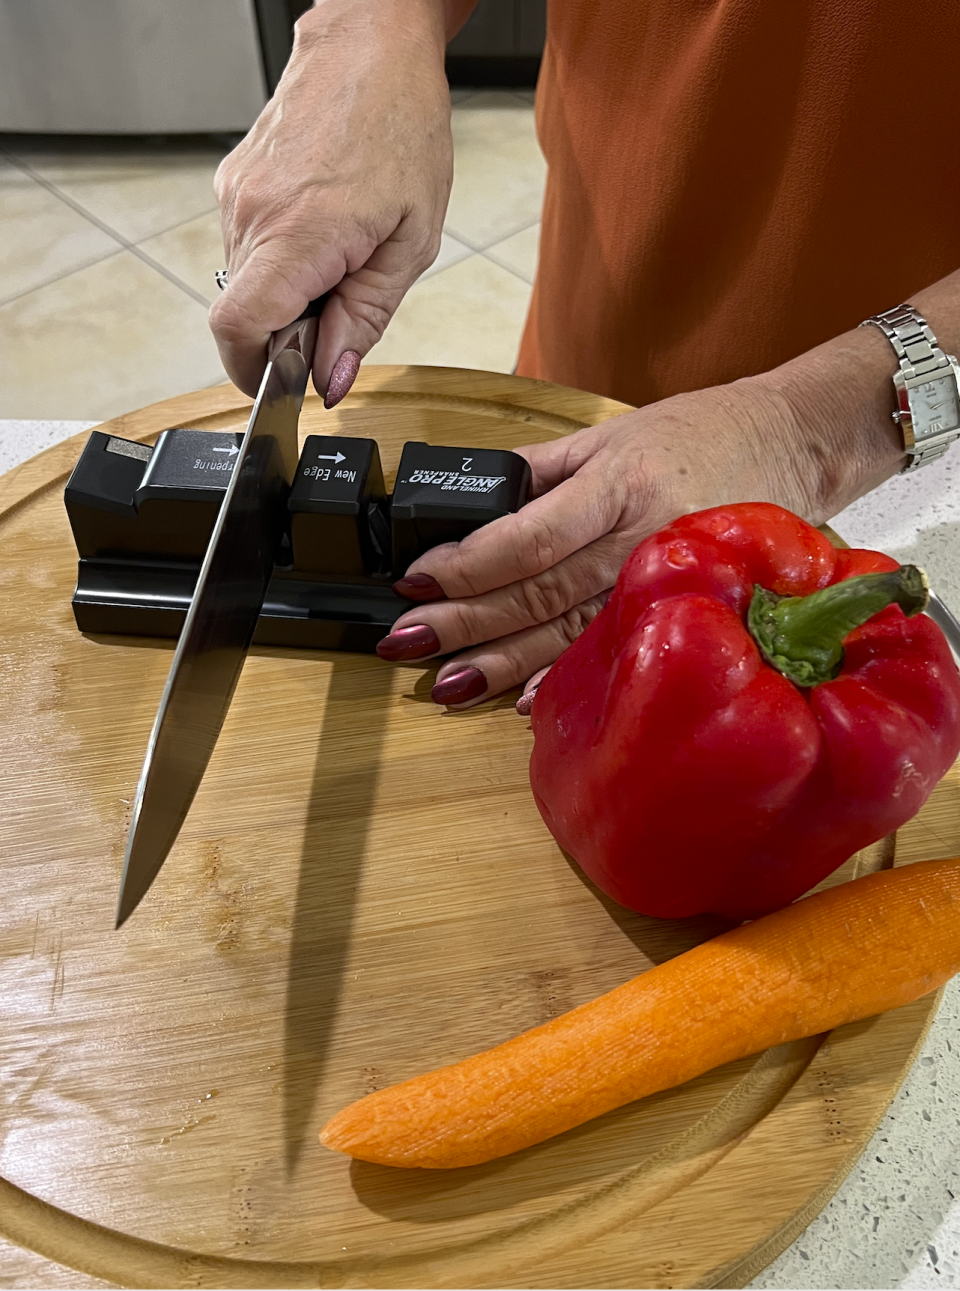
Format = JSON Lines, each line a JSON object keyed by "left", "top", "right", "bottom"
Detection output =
{"left": 324, "top": 350, "right": 361, "bottom": 409}
{"left": 393, "top": 573, "right": 446, "bottom": 602}
{"left": 515, "top": 683, "right": 540, "bottom": 717}
{"left": 376, "top": 624, "right": 441, "bottom": 662}
{"left": 431, "top": 666, "right": 487, "bottom": 705}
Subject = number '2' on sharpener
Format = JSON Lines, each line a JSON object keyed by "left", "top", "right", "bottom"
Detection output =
{"left": 390, "top": 442, "right": 532, "bottom": 573}
{"left": 64, "top": 430, "right": 531, "bottom": 653}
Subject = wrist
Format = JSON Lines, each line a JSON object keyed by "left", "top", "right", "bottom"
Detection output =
{"left": 294, "top": 0, "right": 447, "bottom": 63}
{"left": 753, "top": 324, "right": 906, "bottom": 522}
{"left": 622, "top": 378, "right": 816, "bottom": 521}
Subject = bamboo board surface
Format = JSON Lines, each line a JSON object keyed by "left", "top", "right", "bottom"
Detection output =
{"left": 0, "top": 365, "right": 957, "bottom": 1290}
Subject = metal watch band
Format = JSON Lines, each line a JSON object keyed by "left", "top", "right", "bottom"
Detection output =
{"left": 859, "top": 303, "right": 960, "bottom": 471}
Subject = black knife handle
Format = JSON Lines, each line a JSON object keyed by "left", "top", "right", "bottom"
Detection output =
{"left": 215, "top": 270, "right": 330, "bottom": 324}
{"left": 294, "top": 293, "right": 330, "bottom": 322}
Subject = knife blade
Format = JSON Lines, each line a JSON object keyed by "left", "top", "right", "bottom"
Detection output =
{"left": 115, "top": 318, "right": 319, "bottom": 927}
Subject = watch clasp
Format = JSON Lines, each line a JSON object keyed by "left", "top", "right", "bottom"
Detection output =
{"left": 891, "top": 370, "right": 916, "bottom": 450}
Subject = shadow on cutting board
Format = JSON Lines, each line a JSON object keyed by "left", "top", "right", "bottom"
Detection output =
{"left": 282, "top": 653, "right": 393, "bottom": 1174}
{"left": 348, "top": 859, "right": 747, "bottom": 1223}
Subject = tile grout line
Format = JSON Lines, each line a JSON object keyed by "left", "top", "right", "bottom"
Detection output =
{"left": 441, "top": 215, "right": 542, "bottom": 257}
{"left": 478, "top": 249, "right": 535, "bottom": 285}
{"left": 414, "top": 246, "right": 536, "bottom": 295}
{"left": 6, "top": 152, "right": 215, "bottom": 252}
{"left": 0, "top": 242, "right": 128, "bottom": 310}
{"left": 8, "top": 161, "right": 223, "bottom": 249}
{"left": 3, "top": 143, "right": 540, "bottom": 306}
{"left": 478, "top": 221, "right": 540, "bottom": 281}
{"left": 127, "top": 246, "right": 213, "bottom": 309}
{"left": 3, "top": 154, "right": 215, "bottom": 309}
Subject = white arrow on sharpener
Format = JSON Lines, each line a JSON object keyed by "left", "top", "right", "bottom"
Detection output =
{"left": 315, "top": 452, "right": 346, "bottom": 464}
{"left": 212, "top": 445, "right": 240, "bottom": 456}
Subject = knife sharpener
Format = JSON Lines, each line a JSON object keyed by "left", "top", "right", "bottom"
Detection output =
{"left": 65, "top": 429, "right": 531, "bottom": 652}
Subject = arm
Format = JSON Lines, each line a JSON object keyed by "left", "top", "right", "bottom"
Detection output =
{"left": 378, "top": 268, "right": 960, "bottom": 706}
{"left": 210, "top": 0, "right": 476, "bottom": 399}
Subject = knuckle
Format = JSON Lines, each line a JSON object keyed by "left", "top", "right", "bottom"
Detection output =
{"left": 349, "top": 295, "right": 393, "bottom": 340}
{"left": 213, "top": 157, "right": 236, "bottom": 204}
{"left": 334, "top": 279, "right": 398, "bottom": 343}
{"left": 230, "top": 186, "right": 269, "bottom": 233}
{"left": 222, "top": 176, "right": 293, "bottom": 242}
{"left": 207, "top": 294, "right": 258, "bottom": 347}
{"left": 518, "top": 572, "right": 570, "bottom": 625}
{"left": 446, "top": 604, "right": 477, "bottom": 645}
{"left": 411, "top": 228, "right": 444, "bottom": 277}
{"left": 514, "top": 512, "right": 559, "bottom": 577}
{"left": 555, "top": 597, "right": 605, "bottom": 647}
{"left": 441, "top": 543, "right": 487, "bottom": 599}
{"left": 442, "top": 599, "right": 480, "bottom": 646}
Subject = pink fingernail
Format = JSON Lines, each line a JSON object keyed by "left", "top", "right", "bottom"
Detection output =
{"left": 433, "top": 666, "right": 487, "bottom": 707}
{"left": 376, "top": 624, "right": 441, "bottom": 662}
{"left": 324, "top": 350, "right": 361, "bottom": 409}
{"left": 393, "top": 573, "right": 446, "bottom": 602}
{"left": 515, "top": 683, "right": 540, "bottom": 717}
{"left": 431, "top": 666, "right": 487, "bottom": 705}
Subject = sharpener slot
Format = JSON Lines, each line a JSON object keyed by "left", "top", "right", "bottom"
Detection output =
{"left": 288, "top": 436, "right": 388, "bottom": 579}
{"left": 390, "top": 441, "right": 532, "bottom": 573}
{"left": 133, "top": 428, "right": 243, "bottom": 558}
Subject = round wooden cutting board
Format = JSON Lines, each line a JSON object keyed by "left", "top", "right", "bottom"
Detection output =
{"left": 0, "top": 366, "right": 958, "bottom": 1290}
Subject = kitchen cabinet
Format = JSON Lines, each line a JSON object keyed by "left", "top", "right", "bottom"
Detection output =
{"left": 447, "top": 0, "right": 546, "bottom": 86}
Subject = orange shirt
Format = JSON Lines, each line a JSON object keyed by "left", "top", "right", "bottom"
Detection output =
{"left": 517, "top": 1, "right": 960, "bottom": 407}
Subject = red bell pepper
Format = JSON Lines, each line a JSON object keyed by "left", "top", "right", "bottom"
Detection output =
{"left": 529, "top": 503, "right": 960, "bottom": 921}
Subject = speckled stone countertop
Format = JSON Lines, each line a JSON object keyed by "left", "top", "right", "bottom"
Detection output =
{"left": 0, "top": 419, "right": 958, "bottom": 1290}
{"left": 755, "top": 451, "right": 960, "bottom": 1291}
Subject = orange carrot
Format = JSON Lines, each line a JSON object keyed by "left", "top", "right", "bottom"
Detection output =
{"left": 320, "top": 857, "right": 960, "bottom": 1169}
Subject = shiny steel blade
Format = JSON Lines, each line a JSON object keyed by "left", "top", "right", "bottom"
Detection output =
{"left": 116, "top": 346, "right": 306, "bottom": 926}
{"left": 927, "top": 588, "right": 960, "bottom": 662}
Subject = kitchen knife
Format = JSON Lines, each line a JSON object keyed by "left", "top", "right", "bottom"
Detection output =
{"left": 115, "top": 312, "right": 323, "bottom": 927}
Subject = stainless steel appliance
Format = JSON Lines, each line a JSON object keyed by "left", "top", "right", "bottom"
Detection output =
{"left": 0, "top": 0, "right": 307, "bottom": 134}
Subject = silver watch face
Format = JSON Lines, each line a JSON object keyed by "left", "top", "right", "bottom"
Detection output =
{"left": 908, "top": 376, "right": 960, "bottom": 439}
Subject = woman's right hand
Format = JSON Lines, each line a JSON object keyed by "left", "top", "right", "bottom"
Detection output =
{"left": 210, "top": 0, "right": 455, "bottom": 402}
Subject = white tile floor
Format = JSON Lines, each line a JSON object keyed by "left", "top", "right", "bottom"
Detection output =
{"left": 0, "top": 90, "right": 541, "bottom": 421}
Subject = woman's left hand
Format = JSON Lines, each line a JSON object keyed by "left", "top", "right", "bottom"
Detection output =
{"left": 376, "top": 373, "right": 853, "bottom": 707}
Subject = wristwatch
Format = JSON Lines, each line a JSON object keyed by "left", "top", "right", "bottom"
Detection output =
{"left": 859, "top": 304, "right": 960, "bottom": 471}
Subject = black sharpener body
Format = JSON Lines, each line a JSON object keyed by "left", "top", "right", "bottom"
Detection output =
{"left": 65, "top": 429, "right": 531, "bottom": 653}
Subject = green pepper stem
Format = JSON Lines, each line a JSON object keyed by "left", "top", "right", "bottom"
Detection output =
{"left": 748, "top": 564, "right": 929, "bottom": 687}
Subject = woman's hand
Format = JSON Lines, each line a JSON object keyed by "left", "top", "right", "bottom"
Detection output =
{"left": 377, "top": 335, "right": 908, "bottom": 707}
{"left": 210, "top": 0, "right": 453, "bottom": 402}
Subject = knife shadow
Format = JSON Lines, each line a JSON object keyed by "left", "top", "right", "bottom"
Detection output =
{"left": 282, "top": 652, "right": 392, "bottom": 1175}
{"left": 348, "top": 861, "right": 740, "bottom": 1223}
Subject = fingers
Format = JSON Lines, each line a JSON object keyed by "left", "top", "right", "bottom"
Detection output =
{"left": 309, "top": 218, "right": 442, "bottom": 398}
{"left": 211, "top": 211, "right": 442, "bottom": 400}
{"left": 429, "top": 596, "right": 608, "bottom": 709}
{"left": 383, "top": 531, "right": 631, "bottom": 660}
{"left": 209, "top": 235, "right": 351, "bottom": 396}
{"left": 325, "top": 350, "right": 363, "bottom": 410}
{"left": 514, "top": 426, "right": 611, "bottom": 497}
{"left": 398, "top": 465, "right": 627, "bottom": 601}
{"left": 516, "top": 666, "right": 551, "bottom": 717}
